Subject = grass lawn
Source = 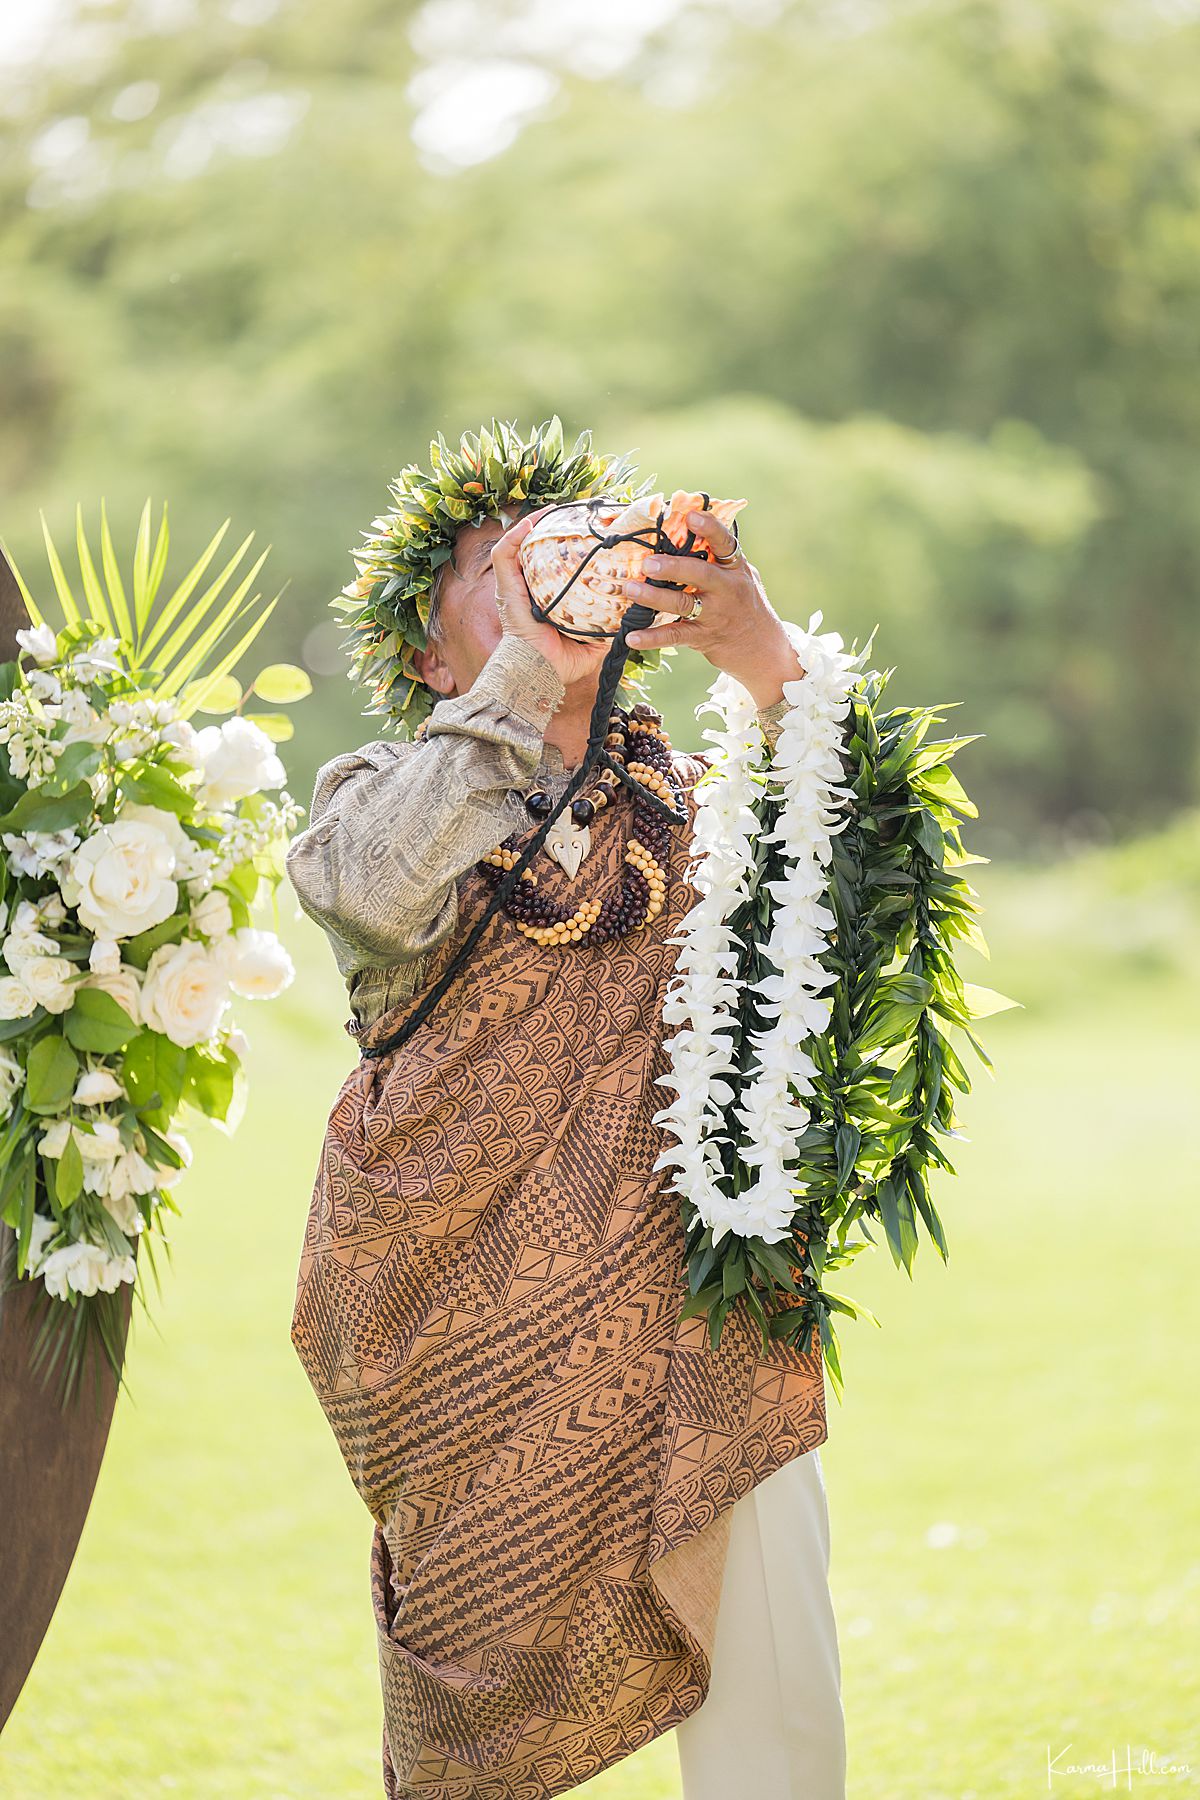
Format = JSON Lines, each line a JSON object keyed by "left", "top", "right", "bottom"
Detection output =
{"left": 2, "top": 828, "right": 1197, "bottom": 1799}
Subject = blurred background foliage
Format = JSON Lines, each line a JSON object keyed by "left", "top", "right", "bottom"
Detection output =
{"left": 2, "top": 0, "right": 1199, "bottom": 852}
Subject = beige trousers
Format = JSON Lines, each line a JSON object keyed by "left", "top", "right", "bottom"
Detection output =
{"left": 674, "top": 1448, "right": 847, "bottom": 1800}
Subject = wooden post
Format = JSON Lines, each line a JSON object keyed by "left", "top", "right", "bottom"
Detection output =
{"left": 0, "top": 544, "right": 135, "bottom": 1731}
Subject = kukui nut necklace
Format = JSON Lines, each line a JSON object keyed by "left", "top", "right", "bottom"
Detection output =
{"left": 476, "top": 701, "right": 685, "bottom": 947}
{"left": 361, "top": 496, "right": 723, "bottom": 1060}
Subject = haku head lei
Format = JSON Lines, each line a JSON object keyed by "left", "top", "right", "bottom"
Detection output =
{"left": 334, "top": 415, "right": 665, "bottom": 737}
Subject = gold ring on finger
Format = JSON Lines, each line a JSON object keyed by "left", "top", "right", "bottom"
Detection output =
{"left": 687, "top": 593, "right": 704, "bottom": 622}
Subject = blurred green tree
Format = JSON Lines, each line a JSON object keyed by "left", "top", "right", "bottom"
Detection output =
{"left": 1, "top": 0, "right": 1195, "bottom": 842}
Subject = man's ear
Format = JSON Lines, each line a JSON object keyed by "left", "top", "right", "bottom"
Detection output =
{"left": 412, "top": 640, "right": 456, "bottom": 697}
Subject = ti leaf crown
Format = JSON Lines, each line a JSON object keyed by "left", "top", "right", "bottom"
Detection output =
{"left": 334, "top": 414, "right": 666, "bottom": 737}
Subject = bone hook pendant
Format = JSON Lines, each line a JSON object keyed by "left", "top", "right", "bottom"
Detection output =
{"left": 544, "top": 814, "right": 590, "bottom": 879}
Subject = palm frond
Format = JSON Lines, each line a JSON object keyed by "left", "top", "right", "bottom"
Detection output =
{"left": 10, "top": 505, "right": 283, "bottom": 700}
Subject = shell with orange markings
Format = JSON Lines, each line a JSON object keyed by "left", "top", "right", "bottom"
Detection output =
{"left": 517, "top": 489, "right": 747, "bottom": 640}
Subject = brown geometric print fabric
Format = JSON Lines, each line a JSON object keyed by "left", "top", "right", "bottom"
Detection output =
{"left": 289, "top": 745, "right": 828, "bottom": 1800}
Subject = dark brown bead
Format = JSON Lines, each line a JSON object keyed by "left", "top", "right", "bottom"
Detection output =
{"left": 525, "top": 790, "right": 554, "bottom": 819}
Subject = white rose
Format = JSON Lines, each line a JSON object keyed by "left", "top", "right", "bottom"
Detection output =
{"left": 4, "top": 929, "right": 60, "bottom": 971}
{"left": 195, "top": 717, "right": 285, "bottom": 808}
{"left": 83, "top": 966, "right": 142, "bottom": 1026}
{"left": 62, "top": 819, "right": 179, "bottom": 939}
{"left": 118, "top": 803, "right": 189, "bottom": 857}
{"left": 223, "top": 928, "right": 294, "bottom": 1000}
{"left": 74, "top": 1068, "right": 124, "bottom": 1106}
{"left": 121, "top": 804, "right": 213, "bottom": 882}
{"left": 0, "top": 977, "right": 36, "bottom": 1020}
{"left": 141, "top": 940, "right": 228, "bottom": 1047}
{"left": 19, "top": 954, "right": 76, "bottom": 1014}
{"left": 89, "top": 937, "right": 120, "bottom": 975}
{"left": 8, "top": 899, "right": 41, "bottom": 937}
{"left": 16, "top": 622, "right": 58, "bottom": 665}
{"left": 190, "top": 889, "right": 233, "bottom": 940}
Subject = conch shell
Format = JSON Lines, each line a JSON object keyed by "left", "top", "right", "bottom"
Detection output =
{"left": 518, "top": 489, "right": 747, "bottom": 640}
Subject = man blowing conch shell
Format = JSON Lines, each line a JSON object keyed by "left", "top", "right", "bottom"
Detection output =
{"left": 285, "top": 420, "right": 848, "bottom": 1800}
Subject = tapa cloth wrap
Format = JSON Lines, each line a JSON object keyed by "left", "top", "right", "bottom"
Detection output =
{"left": 289, "top": 733, "right": 828, "bottom": 1800}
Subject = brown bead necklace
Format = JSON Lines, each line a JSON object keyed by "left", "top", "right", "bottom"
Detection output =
{"left": 478, "top": 701, "right": 686, "bottom": 947}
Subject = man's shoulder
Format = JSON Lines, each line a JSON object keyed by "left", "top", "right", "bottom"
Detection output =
{"left": 309, "top": 735, "right": 421, "bottom": 820}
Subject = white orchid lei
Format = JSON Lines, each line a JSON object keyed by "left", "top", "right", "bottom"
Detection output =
{"left": 653, "top": 613, "right": 861, "bottom": 1240}
{"left": 652, "top": 612, "right": 1015, "bottom": 1392}
{"left": 0, "top": 504, "right": 308, "bottom": 1405}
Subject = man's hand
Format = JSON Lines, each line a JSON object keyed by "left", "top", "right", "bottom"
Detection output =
{"left": 616, "top": 507, "right": 806, "bottom": 709}
{"left": 491, "top": 507, "right": 612, "bottom": 690}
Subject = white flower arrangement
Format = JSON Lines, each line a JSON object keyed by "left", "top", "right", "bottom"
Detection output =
{"left": 0, "top": 503, "right": 309, "bottom": 1403}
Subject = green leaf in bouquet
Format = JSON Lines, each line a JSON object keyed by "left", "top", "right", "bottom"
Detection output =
{"left": 121, "top": 1029, "right": 187, "bottom": 1120}
{"left": 122, "top": 911, "right": 188, "bottom": 971}
{"left": 183, "top": 674, "right": 242, "bottom": 714}
{"left": 64, "top": 987, "right": 138, "bottom": 1054}
{"left": 131, "top": 499, "right": 156, "bottom": 634}
{"left": 99, "top": 499, "right": 133, "bottom": 640}
{"left": 242, "top": 711, "right": 294, "bottom": 743}
{"left": 142, "top": 503, "right": 171, "bottom": 631}
{"left": 16, "top": 505, "right": 285, "bottom": 709}
{"left": 43, "top": 741, "right": 102, "bottom": 795}
{"left": 55, "top": 1131, "right": 84, "bottom": 1207}
{"left": 0, "top": 1008, "right": 45, "bottom": 1043}
{"left": 74, "top": 502, "right": 115, "bottom": 634}
{"left": 24, "top": 1036, "right": 79, "bottom": 1113}
{"left": 137, "top": 519, "right": 239, "bottom": 662}
{"left": 157, "top": 546, "right": 271, "bottom": 698}
{"left": 184, "top": 1044, "right": 235, "bottom": 1120}
{"left": 0, "top": 779, "right": 93, "bottom": 837}
{"left": 250, "top": 663, "right": 312, "bottom": 705}
{"left": 171, "top": 595, "right": 279, "bottom": 717}
{"left": 226, "top": 862, "right": 259, "bottom": 904}
{"left": 118, "top": 762, "right": 194, "bottom": 816}
{"left": 38, "top": 511, "right": 81, "bottom": 625}
{"left": 141, "top": 1122, "right": 184, "bottom": 1171}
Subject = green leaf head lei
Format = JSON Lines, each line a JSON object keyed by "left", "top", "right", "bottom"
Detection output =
{"left": 334, "top": 414, "right": 667, "bottom": 737}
